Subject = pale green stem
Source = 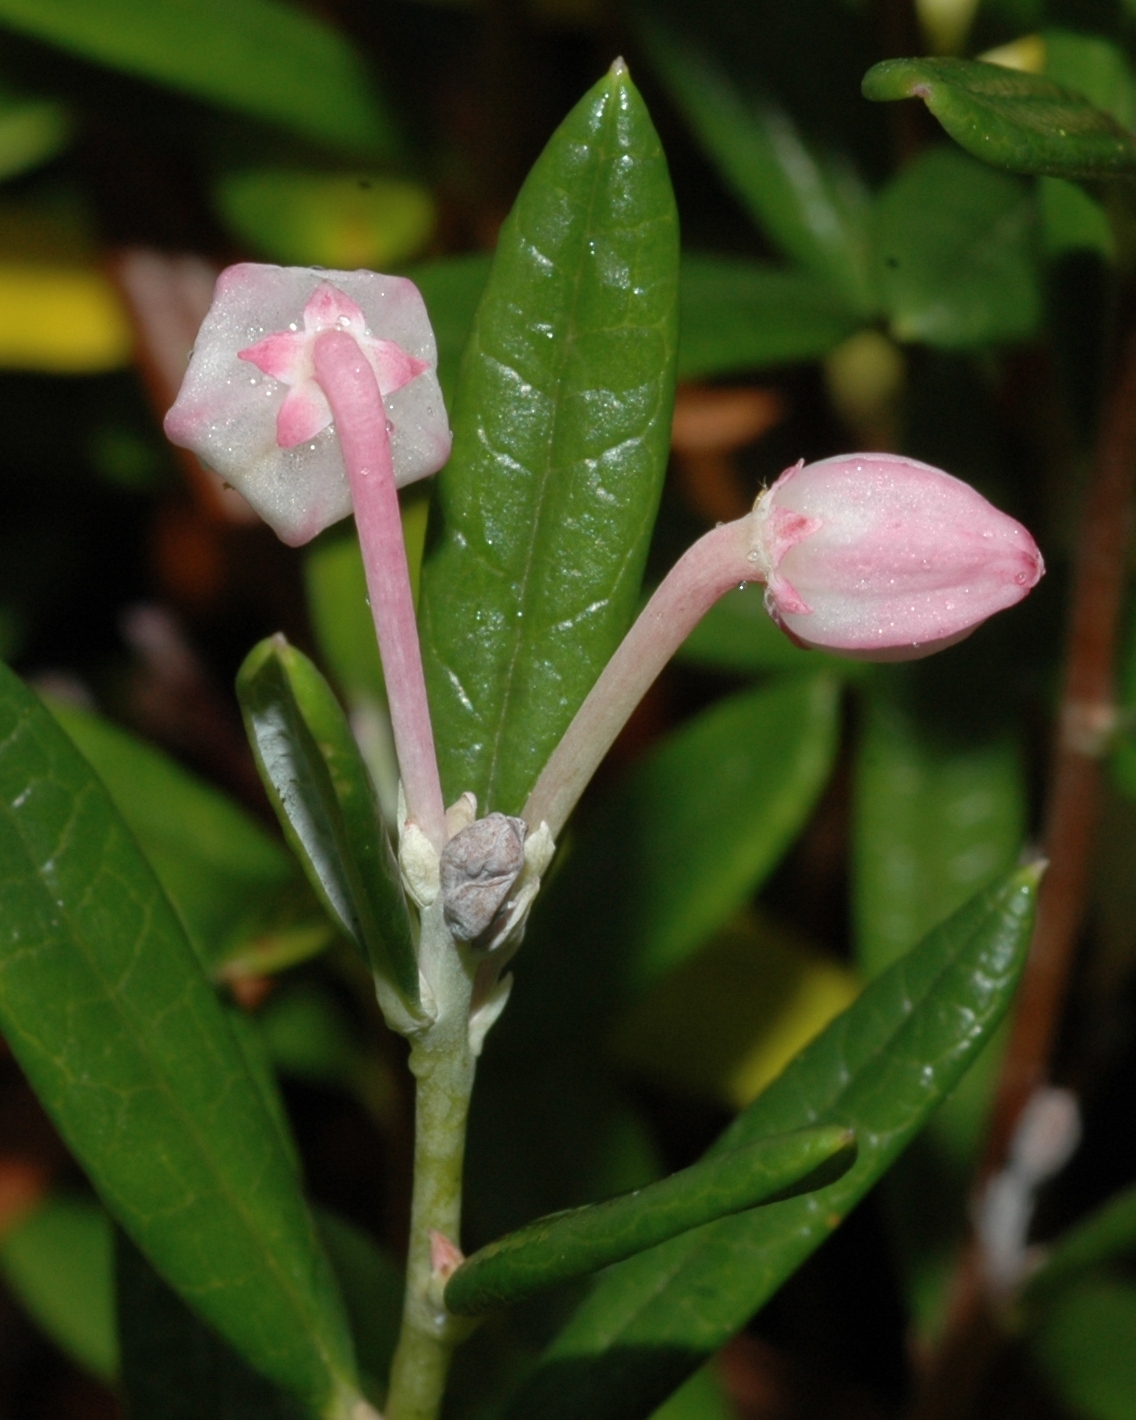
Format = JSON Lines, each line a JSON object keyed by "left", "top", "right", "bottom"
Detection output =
{"left": 386, "top": 899, "right": 478, "bottom": 1420}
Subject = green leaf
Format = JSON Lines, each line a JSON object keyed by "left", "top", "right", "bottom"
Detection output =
{"left": 648, "top": 1365, "right": 732, "bottom": 1420}
{"left": 1028, "top": 1276, "right": 1136, "bottom": 1420}
{"left": 677, "top": 257, "right": 862, "bottom": 378}
{"left": 1043, "top": 29, "right": 1136, "bottom": 130}
{"left": 44, "top": 696, "right": 325, "bottom": 973}
{"left": 316, "top": 1212, "right": 403, "bottom": 1404}
{"left": 499, "top": 675, "right": 840, "bottom": 1054}
{"left": 0, "top": 1195, "right": 117, "bottom": 1381}
{"left": 410, "top": 250, "right": 858, "bottom": 406}
{"left": 116, "top": 1228, "right": 309, "bottom": 1420}
{"left": 639, "top": 11, "right": 875, "bottom": 314}
{"left": 1025, "top": 1184, "right": 1136, "bottom": 1304}
{"left": 502, "top": 865, "right": 1040, "bottom": 1420}
{"left": 237, "top": 636, "right": 418, "bottom": 1013}
{"left": 853, "top": 683, "right": 1026, "bottom": 978}
{"left": 874, "top": 145, "right": 1041, "bottom": 348}
{"left": 0, "top": 0, "right": 399, "bottom": 157}
{"left": 419, "top": 61, "right": 679, "bottom": 815}
{"left": 446, "top": 1126, "right": 855, "bottom": 1316}
{"left": 862, "top": 57, "right": 1136, "bottom": 179}
{"left": 0, "top": 91, "right": 69, "bottom": 182}
{"left": 0, "top": 662, "right": 360, "bottom": 1416}
{"left": 214, "top": 170, "right": 434, "bottom": 271}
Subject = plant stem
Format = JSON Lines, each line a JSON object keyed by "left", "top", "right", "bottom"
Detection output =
{"left": 313, "top": 329, "right": 447, "bottom": 850}
{"left": 522, "top": 515, "right": 756, "bottom": 836}
{"left": 385, "top": 899, "right": 477, "bottom": 1420}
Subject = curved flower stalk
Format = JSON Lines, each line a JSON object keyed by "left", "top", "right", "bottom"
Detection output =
{"left": 524, "top": 451, "right": 1044, "bottom": 838}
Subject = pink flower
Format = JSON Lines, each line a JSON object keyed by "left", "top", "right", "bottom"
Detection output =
{"left": 750, "top": 453, "right": 1044, "bottom": 661}
{"left": 164, "top": 263, "right": 451, "bottom": 546}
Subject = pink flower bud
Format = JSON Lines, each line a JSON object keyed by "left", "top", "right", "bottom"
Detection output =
{"left": 164, "top": 263, "right": 451, "bottom": 546}
{"left": 750, "top": 453, "right": 1044, "bottom": 661}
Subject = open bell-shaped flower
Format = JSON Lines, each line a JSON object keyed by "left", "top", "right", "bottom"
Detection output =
{"left": 164, "top": 263, "right": 451, "bottom": 546}
{"left": 749, "top": 452, "right": 1044, "bottom": 660}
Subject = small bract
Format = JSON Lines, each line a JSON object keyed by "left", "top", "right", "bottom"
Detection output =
{"left": 750, "top": 453, "right": 1044, "bottom": 660}
{"left": 164, "top": 263, "right": 451, "bottom": 546}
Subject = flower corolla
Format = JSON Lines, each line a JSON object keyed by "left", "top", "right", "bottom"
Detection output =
{"left": 164, "top": 263, "right": 451, "bottom": 546}
{"left": 750, "top": 452, "right": 1044, "bottom": 661}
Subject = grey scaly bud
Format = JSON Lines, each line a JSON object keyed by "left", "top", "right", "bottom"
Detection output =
{"left": 440, "top": 813, "right": 527, "bottom": 942}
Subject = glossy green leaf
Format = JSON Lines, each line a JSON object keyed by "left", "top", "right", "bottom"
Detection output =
{"left": 503, "top": 865, "right": 1039, "bottom": 1420}
{"left": 44, "top": 696, "right": 325, "bottom": 973}
{"left": 639, "top": 11, "right": 874, "bottom": 314}
{"left": 874, "top": 145, "right": 1041, "bottom": 348}
{"left": 1025, "top": 1184, "right": 1136, "bottom": 1304}
{"left": 446, "top": 1126, "right": 855, "bottom": 1316}
{"left": 419, "top": 61, "right": 679, "bottom": 815}
{"left": 1029, "top": 1276, "right": 1136, "bottom": 1420}
{"left": 0, "top": 0, "right": 399, "bottom": 156}
{"left": 304, "top": 531, "right": 387, "bottom": 709}
{"left": 498, "top": 675, "right": 840, "bottom": 1055}
{"left": 677, "top": 257, "right": 862, "bottom": 378}
{"left": 237, "top": 636, "right": 418, "bottom": 1011}
{"left": 0, "top": 1195, "right": 116, "bottom": 1381}
{"left": 116, "top": 1229, "right": 309, "bottom": 1420}
{"left": 410, "top": 250, "right": 857, "bottom": 403}
{"left": 853, "top": 684, "right": 1026, "bottom": 978}
{"left": 0, "top": 662, "right": 360, "bottom": 1416}
{"left": 862, "top": 57, "right": 1136, "bottom": 179}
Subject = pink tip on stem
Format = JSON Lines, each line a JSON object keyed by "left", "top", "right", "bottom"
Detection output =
{"left": 429, "top": 1230, "right": 465, "bottom": 1281}
{"left": 312, "top": 328, "right": 447, "bottom": 850}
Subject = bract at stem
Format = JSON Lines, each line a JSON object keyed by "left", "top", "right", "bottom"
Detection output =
{"left": 313, "top": 329, "right": 446, "bottom": 850}
{"left": 522, "top": 515, "right": 755, "bottom": 837}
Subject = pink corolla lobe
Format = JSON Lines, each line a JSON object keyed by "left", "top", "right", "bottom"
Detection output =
{"left": 750, "top": 452, "right": 1044, "bottom": 661}
{"left": 163, "top": 263, "right": 450, "bottom": 546}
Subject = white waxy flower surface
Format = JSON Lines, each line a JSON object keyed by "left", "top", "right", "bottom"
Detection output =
{"left": 165, "top": 263, "right": 451, "bottom": 546}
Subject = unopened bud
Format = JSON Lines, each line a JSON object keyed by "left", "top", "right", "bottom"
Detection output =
{"left": 750, "top": 453, "right": 1044, "bottom": 661}
{"left": 440, "top": 813, "right": 527, "bottom": 941}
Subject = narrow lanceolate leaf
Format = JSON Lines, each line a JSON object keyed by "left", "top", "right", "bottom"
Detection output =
{"left": 862, "top": 57, "right": 1136, "bottom": 179}
{"left": 0, "top": 663, "right": 360, "bottom": 1417}
{"left": 0, "top": 0, "right": 399, "bottom": 157}
{"left": 499, "top": 675, "right": 840, "bottom": 1056}
{"left": 875, "top": 145, "right": 1040, "bottom": 349}
{"left": 419, "top": 61, "right": 679, "bottom": 815}
{"left": 445, "top": 1126, "right": 855, "bottom": 1316}
{"left": 639, "top": 12, "right": 875, "bottom": 315}
{"left": 503, "top": 865, "right": 1039, "bottom": 1420}
{"left": 237, "top": 636, "right": 419, "bottom": 1012}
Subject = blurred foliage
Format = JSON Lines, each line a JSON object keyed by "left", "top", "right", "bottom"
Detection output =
{"left": 0, "top": 0, "right": 1129, "bottom": 1418}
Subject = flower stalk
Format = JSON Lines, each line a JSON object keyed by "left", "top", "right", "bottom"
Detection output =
{"left": 312, "top": 330, "right": 446, "bottom": 849}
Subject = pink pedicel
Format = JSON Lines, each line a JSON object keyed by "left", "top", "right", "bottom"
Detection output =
{"left": 163, "top": 264, "right": 451, "bottom": 546}
{"left": 750, "top": 453, "right": 1045, "bottom": 661}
